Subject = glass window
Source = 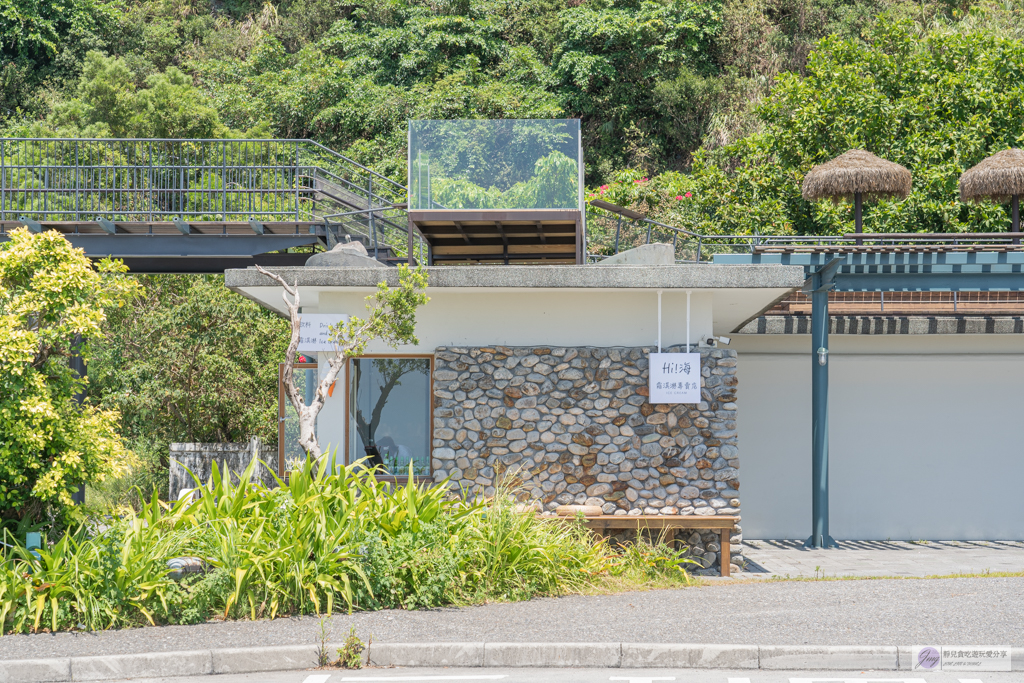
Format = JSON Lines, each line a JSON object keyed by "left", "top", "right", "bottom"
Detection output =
{"left": 348, "top": 357, "right": 432, "bottom": 477}
{"left": 408, "top": 119, "right": 581, "bottom": 210}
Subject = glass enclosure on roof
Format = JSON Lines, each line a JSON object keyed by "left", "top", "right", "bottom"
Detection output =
{"left": 408, "top": 119, "right": 582, "bottom": 211}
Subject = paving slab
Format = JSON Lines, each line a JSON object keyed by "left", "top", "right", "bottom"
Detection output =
{"left": 741, "top": 539, "right": 1024, "bottom": 578}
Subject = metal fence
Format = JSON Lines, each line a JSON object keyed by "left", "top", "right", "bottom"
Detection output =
{"left": 0, "top": 137, "right": 426, "bottom": 260}
{"left": 586, "top": 207, "right": 1024, "bottom": 263}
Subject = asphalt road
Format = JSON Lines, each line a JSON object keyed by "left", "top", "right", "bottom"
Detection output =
{"left": 3, "top": 577, "right": 1022, "bottom": 660}
{"left": 95, "top": 667, "right": 1023, "bottom": 683}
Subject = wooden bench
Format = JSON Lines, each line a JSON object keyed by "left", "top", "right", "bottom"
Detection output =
{"left": 546, "top": 514, "right": 739, "bottom": 577}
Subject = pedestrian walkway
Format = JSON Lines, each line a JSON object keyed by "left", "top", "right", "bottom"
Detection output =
{"left": 4, "top": 576, "right": 1022, "bottom": 661}
{"left": 741, "top": 539, "right": 1024, "bottom": 578}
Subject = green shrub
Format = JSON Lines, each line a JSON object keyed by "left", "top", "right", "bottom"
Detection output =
{"left": 0, "top": 456, "right": 694, "bottom": 634}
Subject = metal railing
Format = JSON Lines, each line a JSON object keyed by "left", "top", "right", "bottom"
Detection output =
{"left": 0, "top": 137, "right": 426, "bottom": 259}
{"left": 586, "top": 207, "right": 1024, "bottom": 263}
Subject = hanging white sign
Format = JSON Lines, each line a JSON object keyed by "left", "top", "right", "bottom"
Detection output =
{"left": 297, "top": 314, "right": 349, "bottom": 352}
{"left": 649, "top": 352, "right": 702, "bottom": 404}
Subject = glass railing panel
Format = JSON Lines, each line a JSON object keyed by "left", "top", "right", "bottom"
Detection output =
{"left": 408, "top": 119, "right": 581, "bottom": 210}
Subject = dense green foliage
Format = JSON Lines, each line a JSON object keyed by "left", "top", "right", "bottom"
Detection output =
{"left": 87, "top": 274, "right": 289, "bottom": 504}
{"left": 0, "top": 459, "right": 691, "bottom": 633}
{"left": 0, "top": 0, "right": 939, "bottom": 177}
{"left": 0, "top": 230, "right": 137, "bottom": 527}
{"left": 6, "top": 0, "right": 1024, "bottom": 235}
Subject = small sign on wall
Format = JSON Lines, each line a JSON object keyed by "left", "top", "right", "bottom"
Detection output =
{"left": 649, "top": 352, "right": 701, "bottom": 404}
{"left": 297, "top": 314, "right": 349, "bottom": 352}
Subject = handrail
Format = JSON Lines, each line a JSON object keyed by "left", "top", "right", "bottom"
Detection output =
{"left": 587, "top": 202, "right": 1024, "bottom": 264}
{"left": 2, "top": 136, "right": 406, "bottom": 188}
{"left": 0, "top": 137, "right": 429, "bottom": 260}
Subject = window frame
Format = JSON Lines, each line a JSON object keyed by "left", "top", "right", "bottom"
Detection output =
{"left": 344, "top": 353, "right": 435, "bottom": 483}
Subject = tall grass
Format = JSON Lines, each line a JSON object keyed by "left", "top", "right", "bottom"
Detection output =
{"left": 0, "top": 456, "right": 692, "bottom": 634}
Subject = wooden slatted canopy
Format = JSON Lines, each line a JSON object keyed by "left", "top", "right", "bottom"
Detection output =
{"left": 409, "top": 210, "right": 583, "bottom": 265}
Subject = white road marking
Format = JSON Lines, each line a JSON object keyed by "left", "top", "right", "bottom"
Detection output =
{"left": 958, "top": 680, "right": 985, "bottom": 683}
{"left": 609, "top": 678, "right": 675, "bottom": 683}
{"left": 338, "top": 677, "right": 507, "bottom": 681}
{"left": 727, "top": 678, "right": 752, "bottom": 683}
{"left": 789, "top": 679, "right": 929, "bottom": 683}
{"left": 302, "top": 676, "right": 332, "bottom": 683}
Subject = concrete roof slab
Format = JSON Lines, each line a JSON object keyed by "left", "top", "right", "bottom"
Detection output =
{"left": 224, "top": 263, "right": 806, "bottom": 291}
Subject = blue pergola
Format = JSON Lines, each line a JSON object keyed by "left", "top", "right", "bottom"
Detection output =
{"left": 716, "top": 251, "right": 1024, "bottom": 547}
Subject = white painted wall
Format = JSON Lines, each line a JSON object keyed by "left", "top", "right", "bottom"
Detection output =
{"left": 736, "top": 335, "right": 1024, "bottom": 540}
{"left": 317, "top": 289, "right": 716, "bottom": 352}
{"left": 315, "top": 358, "right": 347, "bottom": 467}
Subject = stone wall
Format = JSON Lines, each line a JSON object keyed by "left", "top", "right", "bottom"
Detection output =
{"left": 169, "top": 438, "right": 277, "bottom": 500}
{"left": 430, "top": 345, "right": 742, "bottom": 572}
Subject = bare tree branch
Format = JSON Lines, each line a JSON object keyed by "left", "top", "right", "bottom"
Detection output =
{"left": 256, "top": 264, "right": 428, "bottom": 462}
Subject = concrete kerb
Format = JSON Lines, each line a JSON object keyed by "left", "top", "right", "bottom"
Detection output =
{"left": 758, "top": 645, "right": 897, "bottom": 671}
{"left": 621, "top": 643, "right": 759, "bottom": 669}
{"left": 2, "top": 642, "right": 1021, "bottom": 681}
{"left": 71, "top": 651, "right": 213, "bottom": 681}
{"left": 0, "top": 657, "right": 70, "bottom": 683}
{"left": 483, "top": 643, "right": 621, "bottom": 668}
{"left": 368, "top": 643, "right": 484, "bottom": 668}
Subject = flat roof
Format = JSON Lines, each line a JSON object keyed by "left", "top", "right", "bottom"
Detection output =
{"left": 224, "top": 263, "right": 806, "bottom": 290}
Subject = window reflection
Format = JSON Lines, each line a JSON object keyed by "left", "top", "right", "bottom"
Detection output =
{"left": 348, "top": 357, "right": 431, "bottom": 477}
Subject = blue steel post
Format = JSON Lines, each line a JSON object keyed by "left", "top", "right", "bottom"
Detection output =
{"left": 806, "top": 258, "right": 842, "bottom": 549}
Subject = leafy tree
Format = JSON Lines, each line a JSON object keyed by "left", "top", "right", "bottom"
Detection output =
{"left": 0, "top": 0, "right": 116, "bottom": 117}
{"left": 0, "top": 229, "right": 138, "bottom": 527}
{"left": 88, "top": 274, "right": 290, "bottom": 499}
{"left": 588, "top": 10, "right": 1024, "bottom": 242}
{"left": 45, "top": 50, "right": 231, "bottom": 138}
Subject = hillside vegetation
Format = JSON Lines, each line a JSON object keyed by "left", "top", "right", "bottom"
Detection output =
{"left": 5, "top": 0, "right": 1024, "bottom": 237}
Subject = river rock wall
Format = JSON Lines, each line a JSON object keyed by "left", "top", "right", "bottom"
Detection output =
{"left": 430, "top": 344, "right": 742, "bottom": 572}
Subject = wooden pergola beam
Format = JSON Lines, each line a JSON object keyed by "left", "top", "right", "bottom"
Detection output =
{"left": 452, "top": 220, "right": 472, "bottom": 245}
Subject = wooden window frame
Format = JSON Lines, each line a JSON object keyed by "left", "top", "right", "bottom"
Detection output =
{"left": 344, "top": 354, "right": 434, "bottom": 484}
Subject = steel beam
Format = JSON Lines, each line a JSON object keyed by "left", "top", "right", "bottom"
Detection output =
{"left": 715, "top": 252, "right": 1024, "bottom": 291}
{"left": 53, "top": 234, "right": 319, "bottom": 258}
{"left": 804, "top": 258, "right": 842, "bottom": 550}
{"left": 116, "top": 252, "right": 312, "bottom": 273}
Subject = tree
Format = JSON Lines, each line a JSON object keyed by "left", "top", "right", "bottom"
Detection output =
{"left": 46, "top": 51, "right": 230, "bottom": 138}
{"left": 0, "top": 229, "right": 138, "bottom": 527}
{"left": 255, "top": 264, "right": 429, "bottom": 459}
{"left": 88, "top": 274, "right": 289, "bottom": 499}
{"left": 351, "top": 357, "right": 424, "bottom": 466}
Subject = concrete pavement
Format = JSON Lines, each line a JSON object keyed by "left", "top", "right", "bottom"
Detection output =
{"left": 5, "top": 577, "right": 1021, "bottom": 662}
{"left": 741, "top": 540, "right": 1024, "bottom": 578}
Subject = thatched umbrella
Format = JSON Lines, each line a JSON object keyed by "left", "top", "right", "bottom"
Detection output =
{"left": 959, "top": 148, "right": 1024, "bottom": 234}
{"left": 801, "top": 149, "right": 913, "bottom": 235}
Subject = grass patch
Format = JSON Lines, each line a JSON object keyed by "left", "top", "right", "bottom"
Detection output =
{"left": 0, "top": 456, "right": 696, "bottom": 634}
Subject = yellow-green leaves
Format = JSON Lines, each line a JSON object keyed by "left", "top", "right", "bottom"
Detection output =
{"left": 0, "top": 228, "right": 138, "bottom": 524}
